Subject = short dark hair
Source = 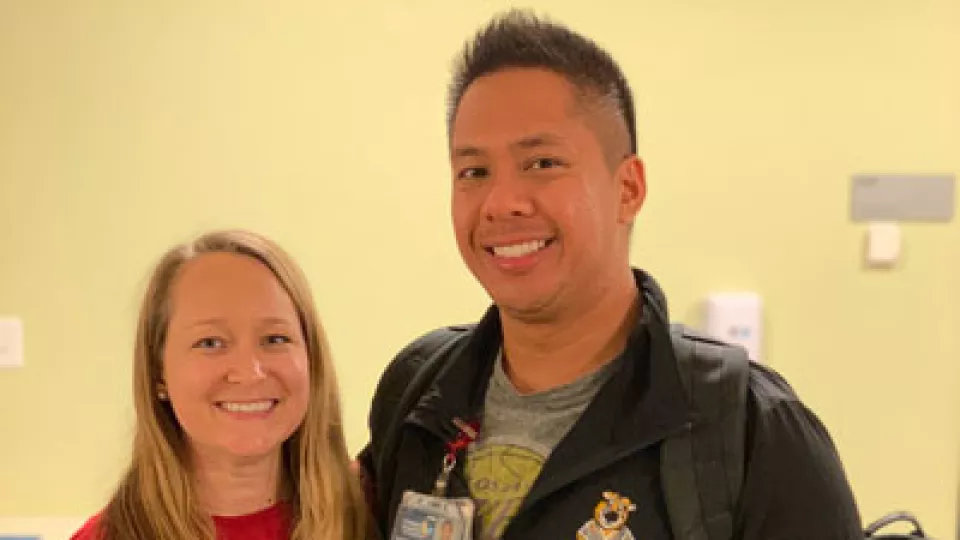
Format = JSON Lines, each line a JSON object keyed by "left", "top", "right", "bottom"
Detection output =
{"left": 446, "top": 9, "right": 637, "bottom": 155}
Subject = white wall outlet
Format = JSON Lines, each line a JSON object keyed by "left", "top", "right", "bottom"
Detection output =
{"left": 866, "top": 222, "right": 901, "bottom": 268}
{"left": 703, "top": 293, "right": 762, "bottom": 363}
{"left": 0, "top": 317, "right": 24, "bottom": 368}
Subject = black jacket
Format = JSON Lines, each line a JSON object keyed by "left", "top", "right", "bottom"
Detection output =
{"left": 358, "top": 270, "right": 863, "bottom": 539}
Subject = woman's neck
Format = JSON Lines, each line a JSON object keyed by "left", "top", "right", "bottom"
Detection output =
{"left": 191, "top": 448, "right": 284, "bottom": 517}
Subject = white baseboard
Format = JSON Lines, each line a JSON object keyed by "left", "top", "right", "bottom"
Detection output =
{"left": 0, "top": 517, "right": 85, "bottom": 540}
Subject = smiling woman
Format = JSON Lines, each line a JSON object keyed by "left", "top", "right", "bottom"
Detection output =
{"left": 69, "top": 230, "right": 369, "bottom": 540}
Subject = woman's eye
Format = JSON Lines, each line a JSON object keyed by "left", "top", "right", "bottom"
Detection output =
{"left": 193, "top": 337, "right": 225, "bottom": 349}
{"left": 264, "top": 334, "right": 292, "bottom": 346}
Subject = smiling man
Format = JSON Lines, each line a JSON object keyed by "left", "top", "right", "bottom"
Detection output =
{"left": 358, "top": 10, "right": 863, "bottom": 540}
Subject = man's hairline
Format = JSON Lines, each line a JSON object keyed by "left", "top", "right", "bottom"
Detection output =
{"left": 447, "top": 67, "right": 633, "bottom": 170}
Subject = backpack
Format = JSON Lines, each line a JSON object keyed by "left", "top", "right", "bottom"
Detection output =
{"left": 370, "top": 322, "right": 752, "bottom": 540}
{"left": 863, "top": 511, "right": 932, "bottom": 539}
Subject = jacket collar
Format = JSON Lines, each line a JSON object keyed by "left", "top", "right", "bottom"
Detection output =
{"left": 410, "top": 268, "right": 695, "bottom": 447}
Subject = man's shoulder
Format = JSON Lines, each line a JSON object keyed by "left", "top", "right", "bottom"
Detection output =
{"left": 376, "top": 324, "right": 476, "bottom": 391}
{"left": 737, "top": 367, "right": 863, "bottom": 535}
{"left": 367, "top": 324, "right": 476, "bottom": 432}
{"left": 745, "top": 362, "right": 806, "bottom": 412}
{"left": 742, "top": 361, "right": 843, "bottom": 459}
{"left": 669, "top": 326, "right": 801, "bottom": 413}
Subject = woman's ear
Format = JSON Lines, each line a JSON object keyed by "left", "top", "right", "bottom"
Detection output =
{"left": 156, "top": 381, "right": 169, "bottom": 401}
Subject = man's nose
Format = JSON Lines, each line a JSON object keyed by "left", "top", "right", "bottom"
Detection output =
{"left": 481, "top": 172, "right": 535, "bottom": 221}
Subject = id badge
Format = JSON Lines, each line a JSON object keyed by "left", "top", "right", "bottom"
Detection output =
{"left": 391, "top": 417, "right": 479, "bottom": 540}
{"left": 389, "top": 490, "right": 474, "bottom": 540}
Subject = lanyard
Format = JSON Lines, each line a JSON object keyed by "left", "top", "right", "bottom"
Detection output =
{"left": 434, "top": 417, "right": 480, "bottom": 496}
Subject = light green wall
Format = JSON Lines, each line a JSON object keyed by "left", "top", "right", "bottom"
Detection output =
{"left": 1, "top": 0, "right": 957, "bottom": 536}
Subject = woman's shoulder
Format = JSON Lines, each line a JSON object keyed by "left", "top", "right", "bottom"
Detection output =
{"left": 70, "top": 512, "right": 105, "bottom": 540}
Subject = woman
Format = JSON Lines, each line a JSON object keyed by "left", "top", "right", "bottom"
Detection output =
{"left": 72, "top": 230, "right": 368, "bottom": 540}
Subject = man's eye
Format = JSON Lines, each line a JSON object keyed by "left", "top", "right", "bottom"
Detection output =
{"left": 457, "top": 167, "right": 489, "bottom": 180}
{"left": 528, "top": 158, "right": 563, "bottom": 170}
{"left": 264, "top": 334, "right": 292, "bottom": 346}
{"left": 193, "top": 337, "right": 225, "bottom": 349}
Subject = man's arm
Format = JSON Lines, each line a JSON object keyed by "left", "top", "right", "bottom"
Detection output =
{"left": 355, "top": 446, "right": 378, "bottom": 519}
{"left": 355, "top": 327, "right": 467, "bottom": 532}
{"left": 355, "top": 348, "right": 414, "bottom": 528}
{"left": 735, "top": 367, "right": 863, "bottom": 540}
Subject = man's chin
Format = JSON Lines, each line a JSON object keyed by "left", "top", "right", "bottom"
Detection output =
{"left": 492, "top": 291, "right": 561, "bottom": 324}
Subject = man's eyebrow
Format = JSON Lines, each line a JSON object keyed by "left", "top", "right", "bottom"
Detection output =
{"left": 513, "top": 133, "right": 566, "bottom": 149}
{"left": 451, "top": 145, "right": 484, "bottom": 158}
{"left": 451, "top": 133, "right": 567, "bottom": 158}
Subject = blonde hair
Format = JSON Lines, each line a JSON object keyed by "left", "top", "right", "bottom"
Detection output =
{"left": 100, "top": 230, "right": 367, "bottom": 540}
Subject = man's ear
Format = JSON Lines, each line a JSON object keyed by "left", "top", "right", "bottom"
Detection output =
{"left": 616, "top": 155, "right": 646, "bottom": 224}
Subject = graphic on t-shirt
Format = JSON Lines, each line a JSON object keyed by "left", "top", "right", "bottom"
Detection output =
{"left": 465, "top": 442, "right": 545, "bottom": 540}
{"left": 576, "top": 491, "right": 637, "bottom": 540}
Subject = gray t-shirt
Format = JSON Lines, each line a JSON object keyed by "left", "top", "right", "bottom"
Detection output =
{"left": 465, "top": 351, "right": 615, "bottom": 540}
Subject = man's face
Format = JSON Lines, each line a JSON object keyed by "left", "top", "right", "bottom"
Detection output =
{"left": 450, "top": 68, "right": 644, "bottom": 321}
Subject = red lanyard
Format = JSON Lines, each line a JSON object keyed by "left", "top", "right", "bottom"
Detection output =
{"left": 434, "top": 417, "right": 480, "bottom": 496}
{"left": 446, "top": 417, "right": 480, "bottom": 458}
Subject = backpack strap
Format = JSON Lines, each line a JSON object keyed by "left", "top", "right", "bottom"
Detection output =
{"left": 372, "top": 325, "right": 473, "bottom": 510}
{"left": 661, "top": 323, "right": 751, "bottom": 540}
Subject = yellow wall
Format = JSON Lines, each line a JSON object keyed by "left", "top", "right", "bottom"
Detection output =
{"left": 1, "top": 0, "right": 957, "bottom": 536}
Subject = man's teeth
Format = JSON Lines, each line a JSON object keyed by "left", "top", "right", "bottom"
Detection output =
{"left": 491, "top": 240, "right": 548, "bottom": 258}
{"left": 219, "top": 400, "right": 275, "bottom": 413}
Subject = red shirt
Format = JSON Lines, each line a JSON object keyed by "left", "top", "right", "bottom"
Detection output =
{"left": 71, "top": 503, "right": 291, "bottom": 540}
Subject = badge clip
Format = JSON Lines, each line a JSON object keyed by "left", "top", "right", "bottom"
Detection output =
{"left": 433, "top": 417, "right": 479, "bottom": 496}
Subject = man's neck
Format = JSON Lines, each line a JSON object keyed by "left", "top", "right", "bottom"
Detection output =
{"left": 192, "top": 448, "right": 284, "bottom": 517}
{"left": 500, "top": 270, "right": 640, "bottom": 394}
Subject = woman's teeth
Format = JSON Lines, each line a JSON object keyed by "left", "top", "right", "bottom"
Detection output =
{"left": 218, "top": 400, "right": 276, "bottom": 413}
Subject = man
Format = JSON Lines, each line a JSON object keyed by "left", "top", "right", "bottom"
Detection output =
{"left": 358, "top": 9, "right": 862, "bottom": 540}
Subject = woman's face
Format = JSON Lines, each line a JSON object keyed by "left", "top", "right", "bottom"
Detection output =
{"left": 161, "top": 252, "right": 310, "bottom": 461}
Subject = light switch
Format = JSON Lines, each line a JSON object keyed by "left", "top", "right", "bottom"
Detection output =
{"left": 703, "top": 293, "right": 762, "bottom": 363}
{"left": 0, "top": 317, "right": 24, "bottom": 368}
{"left": 866, "top": 222, "right": 901, "bottom": 268}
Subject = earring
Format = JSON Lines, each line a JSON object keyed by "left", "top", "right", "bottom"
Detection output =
{"left": 157, "top": 383, "right": 169, "bottom": 401}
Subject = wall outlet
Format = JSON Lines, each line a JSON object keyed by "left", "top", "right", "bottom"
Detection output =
{"left": 703, "top": 293, "right": 762, "bottom": 363}
{"left": 0, "top": 317, "right": 24, "bottom": 368}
